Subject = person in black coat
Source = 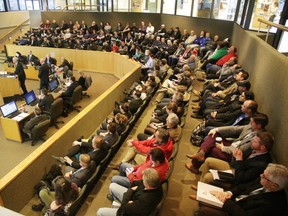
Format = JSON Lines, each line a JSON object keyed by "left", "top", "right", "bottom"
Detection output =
{"left": 38, "top": 58, "right": 50, "bottom": 90}
{"left": 53, "top": 135, "right": 108, "bottom": 170}
{"left": 13, "top": 56, "right": 28, "bottom": 94}
{"left": 38, "top": 88, "right": 54, "bottom": 112}
{"left": 61, "top": 76, "right": 78, "bottom": 98}
{"left": 27, "top": 50, "right": 39, "bottom": 66}
{"left": 45, "top": 54, "right": 57, "bottom": 66}
{"left": 97, "top": 168, "right": 163, "bottom": 216}
{"left": 197, "top": 163, "right": 288, "bottom": 216}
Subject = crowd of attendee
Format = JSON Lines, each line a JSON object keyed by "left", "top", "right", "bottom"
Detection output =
{"left": 183, "top": 33, "right": 288, "bottom": 215}
{"left": 13, "top": 19, "right": 288, "bottom": 216}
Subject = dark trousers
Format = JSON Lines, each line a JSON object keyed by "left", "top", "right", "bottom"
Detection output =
{"left": 20, "top": 79, "right": 28, "bottom": 94}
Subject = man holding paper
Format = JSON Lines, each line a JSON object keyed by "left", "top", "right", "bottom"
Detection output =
{"left": 196, "top": 163, "right": 288, "bottom": 216}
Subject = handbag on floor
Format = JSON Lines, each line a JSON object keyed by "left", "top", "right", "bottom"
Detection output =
{"left": 190, "top": 122, "right": 205, "bottom": 147}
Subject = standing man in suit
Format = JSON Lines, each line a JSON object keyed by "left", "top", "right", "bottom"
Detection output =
{"left": 197, "top": 163, "right": 288, "bottom": 216}
{"left": 38, "top": 58, "right": 50, "bottom": 90}
{"left": 13, "top": 56, "right": 28, "bottom": 95}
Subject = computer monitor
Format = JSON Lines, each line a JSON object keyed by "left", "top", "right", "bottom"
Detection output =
{"left": 0, "top": 101, "right": 18, "bottom": 118}
{"left": 24, "top": 90, "right": 37, "bottom": 105}
{"left": 48, "top": 79, "right": 59, "bottom": 92}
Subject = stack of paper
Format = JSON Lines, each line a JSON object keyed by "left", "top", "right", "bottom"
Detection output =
{"left": 197, "top": 182, "right": 224, "bottom": 208}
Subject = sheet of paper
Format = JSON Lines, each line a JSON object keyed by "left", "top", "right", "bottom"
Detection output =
{"left": 12, "top": 112, "right": 29, "bottom": 121}
{"left": 197, "top": 182, "right": 224, "bottom": 208}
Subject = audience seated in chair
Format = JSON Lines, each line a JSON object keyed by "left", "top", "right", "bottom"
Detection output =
{"left": 52, "top": 135, "right": 108, "bottom": 169}
{"left": 77, "top": 70, "right": 92, "bottom": 97}
{"left": 33, "top": 154, "right": 94, "bottom": 213}
{"left": 22, "top": 107, "right": 50, "bottom": 139}
{"left": 38, "top": 88, "right": 54, "bottom": 113}
{"left": 185, "top": 113, "right": 269, "bottom": 175}
{"left": 195, "top": 163, "right": 288, "bottom": 216}
{"left": 32, "top": 177, "right": 79, "bottom": 214}
{"left": 110, "top": 148, "right": 170, "bottom": 188}
{"left": 112, "top": 128, "right": 173, "bottom": 168}
{"left": 97, "top": 168, "right": 163, "bottom": 216}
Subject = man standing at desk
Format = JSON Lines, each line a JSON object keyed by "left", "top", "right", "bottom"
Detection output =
{"left": 13, "top": 56, "right": 28, "bottom": 95}
{"left": 38, "top": 58, "right": 50, "bottom": 90}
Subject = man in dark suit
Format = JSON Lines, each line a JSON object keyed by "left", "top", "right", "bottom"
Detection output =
{"left": 38, "top": 58, "right": 50, "bottom": 90}
{"left": 53, "top": 135, "right": 108, "bottom": 169}
{"left": 38, "top": 88, "right": 54, "bottom": 112}
{"left": 197, "top": 131, "right": 273, "bottom": 186}
{"left": 102, "top": 122, "right": 119, "bottom": 148}
{"left": 13, "top": 56, "right": 28, "bottom": 95}
{"left": 64, "top": 154, "right": 95, "bottom": 188}
{"left": 128, "top": 90, "right": 143, "bottom": 114}
{"left": 185, "top": 113, "right": 269, "bottom": 174}
{"left": 22, "top": 107, "right": 50, "bottom": 138}
{"left": 27, "top": 50, "right": 39, "bottom": 66}
{"left": 197, "top": 163, "right": 288, "bottom": 216}
{"left": 97, "top": 168, "right": 163, "bottom": 216}
{"left": 45, "top": 54, "right": 57, "bottom": 66}
{"left": 61, "top": 76, "right": 78, "bottom": 98}
{"left": 29, "top": 35, "right": 39, "bottom": 46}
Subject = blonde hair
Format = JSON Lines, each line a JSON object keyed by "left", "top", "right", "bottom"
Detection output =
{"left": 79, "top": 154, "right": 91, "bottom": 167}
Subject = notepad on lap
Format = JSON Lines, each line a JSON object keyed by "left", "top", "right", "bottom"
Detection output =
{"left": 197, "top": 182, "right": 224, "bottom": 208}
{"left": 209, "top": 169, "right": 234, "bottom": 182}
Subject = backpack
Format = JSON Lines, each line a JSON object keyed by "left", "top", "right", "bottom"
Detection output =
{"left": 33, "top": 164, "right": 63, "bottom": 195}
{"left": 190, "top": 122, "right": 205, "bottom": 147}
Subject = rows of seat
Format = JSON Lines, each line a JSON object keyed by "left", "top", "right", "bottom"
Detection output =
{"left": 65, "top": 71, "right": 168, "bottom": 215}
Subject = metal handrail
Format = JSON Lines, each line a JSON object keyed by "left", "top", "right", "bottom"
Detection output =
{"left": 62, "top": 4, "right": 105, "bottom": 11}
{"left": 257, "top": 18, "right": 288, "bottom": 42}
{"left": 0, "top": 18, "right": 30, "bottom": 41}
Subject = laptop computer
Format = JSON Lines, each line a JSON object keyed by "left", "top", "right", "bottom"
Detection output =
{"left": 48, "top": 79, "right": 62, "bottom": 93}
{"left": 24, "top": 90, "right": 38, "bottom": 106}
{"left": 0, "top": 101, "right": 21, "bottom": 119}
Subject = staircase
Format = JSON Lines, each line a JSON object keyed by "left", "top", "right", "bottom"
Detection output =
{"left": 0, "top": 52, "right": 7, "bottom": 71}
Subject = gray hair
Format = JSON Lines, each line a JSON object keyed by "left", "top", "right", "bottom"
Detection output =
{"left": 266, "top": 163, "right": 288, "bottom": 190}
{"left": 167, "top": 114, "right": 179, "bottom": 127}
{"left": 142, "top": 168, "right": 161, "bottom": 188}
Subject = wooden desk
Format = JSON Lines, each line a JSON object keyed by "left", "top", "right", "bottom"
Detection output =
{"left": 0, "top": 105, "right": 34, "bottom": 143}
{"left": 0, "top": 75, "right": 22, "bottom": 97}
{"left": 3, "top": 63, "right": 39, "bottom": 80}
{"left": 0, "top": 90, "right": 62, "bottom": 143}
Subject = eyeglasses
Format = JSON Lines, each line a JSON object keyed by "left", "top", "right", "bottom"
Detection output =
{"left": 261, "top": 173, "right": 278, "bottom": 186}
